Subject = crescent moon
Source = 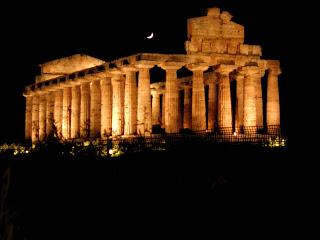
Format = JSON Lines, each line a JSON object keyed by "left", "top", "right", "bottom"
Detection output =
{"left": 147, "top": 32, "right": 154, "bottom": 39}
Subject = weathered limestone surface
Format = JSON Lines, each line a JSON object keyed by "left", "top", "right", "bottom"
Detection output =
{"left": 242, "top": 66, "right": 260, "bottom": 132}
{"left": 71, "top": 86, "right": 81, "bottom": 138}
{"left": 31, "top": 95, "right": 39, "bottom": 142}
{"left": 162, "top": 64, "right": 181, "bottom": 133}
{"left": 80, "top": 83, "right": 90, "bottom": 138}
{"left": 39, "top": 94, "right": 47, "bottom": 141}
{"left": 161, "top": 93, "right": 165, "bottom": 128}
{"left": 46, "top": 92, "right": 55, "bottom": 137}
{"left": 120, "top": 75, "right": 125, "bottom": 135}
{"left": 207, "top": 72, "right": 217, "bottom": 130}
{"left": 112, "top": 73, "right": 123, "bottom": 136}
{"left": 235, "top": 72, "right": 245, "bottom": 130}
{"left": 124, "top": 68, "right": 138, "bottom": 135}
{"left": 100, "top": 77, "right": 112, "bottom": 138}
{"left": 37, "top": 54, "right": 105, "bottom": 82}
{"left": 54, "top": 90, "right": 63, "bottom": 137}
{"left": 189, "top": 65, "right": 207, "bottom": 131}
{"left": 216, "top": 65, "right": 234, "bottom": 129}
{"left": 137, "top": 67, "right": 152, "bottom": 135}
{"left": 152, "top": 92, "right": 161, "bottom": 126}
{"left": 256, "top": 71, "right": 264, "bottom": 127}
{"left": 25, "top": 96, "right": 33, "bottom": 141}
{"left": 183, "top": 88, "right": 192, "bottom": 129}
{"left": 62, "top": 88, "right": 71, "bottom": 139}
{"left": 267, "top": 68, "right": 281, "bottom": 130}
{"left": 90, "top": 80, "right": 101, "bottom": 137}
{"left": 186, "top": 8, "right": 244, "bottom": 55}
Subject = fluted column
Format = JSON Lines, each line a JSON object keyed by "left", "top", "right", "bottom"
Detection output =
{"left": 25, "top": 95, "right": 33, "bottom": 141}
{"left": 183, "top": 87, "right": 192, "bottom": 129}
{"left": 216, "top": 65, "right": 235, "bottom": 130}
{"left": 54, "top": 89, "right": 63, "bottom": 137}
{"left": 46, "top": 92, "right": 55, "bottom": 138}
{"left": 188, "top": 64, "right": 208, "bottom": 131}
{"left": 90, "top": 80, "right": 101, "bottom": 138}
{"left": 207, "top": 72, "right": 218, "bottom": 130}
{"left": 123, "top": 67, "right": 138, "bottom": 135}
{"left": 111, "top": 72, "right": 123, "bottom": 136}
{"left": 152, "top": 91, "right": 161, "bottom": 126}
{"left": 161, "top": 64, "right": 181, "bottom": 133}
{"left": 31, "top": 95, "right": 39, "bottom": 142}
{"left": 100, "top": 77, "right": 112, "bottom": 138}
{"left": 161, "top": 93, "right": 165, "bottom": 128}
{"left": 256, "top": 70, "right": 264, "bottom": 128}
{"left": 178, "top": 90, "right": 183, "bottom": 130}
{"left": 39, "top": 93, "right": 47, "bottom": 141}
{"left": 137, "top": 65, "right": 152, "bottom": 135}
{"left": 267, "top": 67, "right": 281, "bottom": 132}
{"left": 235, "top": 71, "right": 245, "bottom": 131}
{"left": 71, "top": 85, "right": 81, "bottom": 138}
{"left": 80, "top": 83, "right": 90, "bottom": 138}
{"left": 62, "top": 87, "right": 72, "bottom": 139}
{"left": 242, "top": 66, "right": 260, "bottom": 133}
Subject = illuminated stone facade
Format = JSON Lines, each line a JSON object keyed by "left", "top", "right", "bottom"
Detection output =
{"left": 23, "top": 7, "right": 281, "bottom": 142}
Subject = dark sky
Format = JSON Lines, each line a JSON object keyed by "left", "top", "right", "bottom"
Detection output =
{"left": 0, "top": 0, "right": 290, "bottom": 143}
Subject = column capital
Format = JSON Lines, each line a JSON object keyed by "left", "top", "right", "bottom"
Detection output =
{"left": 121, "top": 66, "right": 138, "bottom": 73}
{"left": 240, "top": 66, "right": 261, "bottom": 76}
{"left": 268, "top": 67, "right": 282, "bottom": 76}
{"left": 215, "top": 64, "right": 236, "bottom": 75}
{"left": 159, "top": 62, "right": 184, "bottom": 71}
{"left": 135, "top": 60, "right": 156, "bottom": 69}
{"left": 186, "top": 63, "right": 208, "bottom": 72}
{"left": 109, "top": 68, "right": 123, "bottom": 75}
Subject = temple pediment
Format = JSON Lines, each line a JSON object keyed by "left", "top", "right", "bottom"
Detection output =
{"left": 37, "top": 54, "right": 105, "bottom": 82}
{"left": 185, "top": 7, "right": 254, "bottom": 55}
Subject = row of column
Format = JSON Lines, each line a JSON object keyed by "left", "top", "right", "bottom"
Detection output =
{"left": 25, "top": 64, "right": 281, "bottom": 142}
{"left": 150, "top": 65, "right": 281, "bottom": 133}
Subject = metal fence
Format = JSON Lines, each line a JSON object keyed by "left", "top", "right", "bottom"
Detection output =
{"left": 98, "top": 125, "right": 286, "bottom": 153}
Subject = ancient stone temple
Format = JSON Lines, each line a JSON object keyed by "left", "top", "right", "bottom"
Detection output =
{"left": 23, "top": 7, "right": 281, "bottom": 143}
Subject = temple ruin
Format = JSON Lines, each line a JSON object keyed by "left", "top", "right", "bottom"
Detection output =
{"left": 23, "top": 7, "right": 282, "bottom": 143}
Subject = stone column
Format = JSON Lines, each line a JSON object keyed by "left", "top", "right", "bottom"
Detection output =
{"left": 80, "top": 83, "right": 90, "bottom": 138}
{"left": 39, "top": 93, "right": 47, "bottom": 141}
{"left": 161, "top": 93, "right": 165, "bottom": 128}
{"left": 62, "top": 87, "right": 72, "bottom": 139}
{"left": 90, "top": 80, "right": 101, "bottom": 138}
{"left": 161, "top": 64, "right": 182, "bottom": 133}
{"left": 137, "top": 65, "right": 152, "bottom": 135}
{"left": 188, "top": 64, "right": 208, "bottom": 131}
{"left": 256, "top": 70, "right": 264, "bottom": 128}
{"left": 207, "top": 72, "right": 218, "bottom": 130}
{"left": 31, "top": 95, "right": 39, "bottom": 142}
{"left": 123, "top": 67, "right": 138, "bottom": 135}
{"left": 71, "top": 85, "right": 81, "bottom": 138}
{"left": 216, "top": 64, "right": 235, "bottom": 130}
{"left": 46, "top": 91, "right": 55, "bottom": 138}
{"left": 235, "top": 71, "right": 245, "bottom": 132}
{"left": 178, "top": 90, "right": 183, "bottom": 130}
{"left": 100, "top": 77, "right": 112, "bottom": 138}
{"left": 183, "top": 87, "right": 192, "bottom": 129}
{"left": 267, "top": 67, "right": 281, "bottom": 132}
{"left": 111, "top": 72, "right": 123, "bottom": 136}
{"left": 54, "top": 89, "right": 63, "bottom": 137}
{"left": 151, "top": 91, "right": 161, "bottom": 126}
{"left": 242, "top": 66, "right": 260, "bottom": 133}
{"left": 25, "top": 95, "right": 33, "bottom": 141}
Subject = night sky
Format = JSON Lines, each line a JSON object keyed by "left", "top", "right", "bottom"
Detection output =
{"left": 0, "top": 0, "right": 290, "bottom": 143}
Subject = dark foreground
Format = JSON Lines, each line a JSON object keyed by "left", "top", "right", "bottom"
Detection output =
{"left": 1, "top": 144, "right": 291, "bottom": 239}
